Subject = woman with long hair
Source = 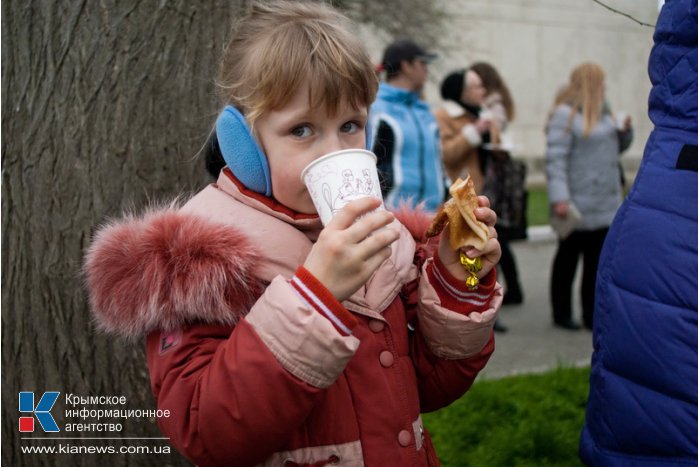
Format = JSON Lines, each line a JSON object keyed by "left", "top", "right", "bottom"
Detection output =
{"left": 468, "top": 62, "right": 524, "bottom": 307}
{"left": 545, "top": 62, "right": 633, "bottom": 330}
{"left": 469, "top": 61, "right": 515, "bottom": 128}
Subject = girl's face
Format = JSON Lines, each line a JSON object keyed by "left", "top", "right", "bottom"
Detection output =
{"left": 462, "top": 70, "right": 486, "bottom": 106}
{"left": 255, "top": 81, "right": 368, "bottom": 214}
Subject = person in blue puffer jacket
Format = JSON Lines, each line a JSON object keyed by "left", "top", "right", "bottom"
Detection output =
{"left": 580, "top": 0, "right": 698, "bottom": 465}
{"left": 371, "top": 39, "right": 446, "bottom": 212}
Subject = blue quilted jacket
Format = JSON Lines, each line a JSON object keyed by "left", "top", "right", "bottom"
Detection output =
{"left": 580, "top": 1, "right": 698, "bottom": 465}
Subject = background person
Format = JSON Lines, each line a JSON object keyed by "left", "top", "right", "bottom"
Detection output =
{"left": 434, "top": 68, "right": 492, "bottom": 194}
{"left": 545, "top": 62, "right": 633, "bottom": 330}
{"left": 580, "top": 0, "right": 697, "bottom": 463}
{"left": 371, "top": 39, "right": 446, "bottom": 211}
{"left": 469, "top": 62, "right": 515, "bottom": 139}
{"left": 469, "top": 61, "right": 524, "bottom": 306}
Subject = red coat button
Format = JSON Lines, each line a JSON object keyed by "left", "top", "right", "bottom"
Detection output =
{"left": 368, "top": 320, "right": 385, "bottom": 332}
{"left": 398, "top": 429, "right": 412, "bottom": 447}
{"left": 379, "top": 351, "right": 394, "bottom": 367}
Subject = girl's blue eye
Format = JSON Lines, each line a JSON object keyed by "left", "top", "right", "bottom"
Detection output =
{"left": 341, "top": 121, "right": 361, "bottom": 134}
{"left": 291, "top": 125, "right": 312, "bottom": 138}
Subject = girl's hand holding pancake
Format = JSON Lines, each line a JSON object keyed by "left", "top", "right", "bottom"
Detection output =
{"left": 438, "top": 195, "right": 501, "bottom": 281}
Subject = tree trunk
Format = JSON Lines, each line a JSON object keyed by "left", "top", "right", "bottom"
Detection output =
{"left": 2, "top": 1, "right": 243, "bottom": 465}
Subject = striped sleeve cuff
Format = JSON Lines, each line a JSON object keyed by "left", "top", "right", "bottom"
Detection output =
{"left": 428, "top": 254, "right": 496, "bottom": 312}
{"left": 290, "top": 266, "right": 357, "bottom": 336}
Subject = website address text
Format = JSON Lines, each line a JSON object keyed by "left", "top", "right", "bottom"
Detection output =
{"left": 21, "top": 443, "right": 170, "bottom": 455}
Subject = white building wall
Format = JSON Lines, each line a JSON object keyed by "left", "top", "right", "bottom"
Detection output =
{"left": 362, "top": 0, "right": 661, "bottom": 183}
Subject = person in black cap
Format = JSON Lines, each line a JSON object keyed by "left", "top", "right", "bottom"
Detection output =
{"left": 370, "top": 39, "right": 447, "bottom": 212}
{"left": 380, "top": 39, "right": 438, "bottom": 83}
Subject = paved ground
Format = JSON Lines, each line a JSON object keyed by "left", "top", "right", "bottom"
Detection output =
{"left": 477, "top": 230, "right": 595, "bottom": 380}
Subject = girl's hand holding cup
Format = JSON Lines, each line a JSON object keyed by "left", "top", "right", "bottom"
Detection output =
{"left": 301, "top": 149, "right": 398, "bottom": 302}
{"left": 303, "top": 198, "right": 399, "bottom": 302}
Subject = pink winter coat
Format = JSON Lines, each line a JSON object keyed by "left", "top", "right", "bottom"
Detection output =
{"left": 84, "top": 169, "right": 502, "bottom": 466}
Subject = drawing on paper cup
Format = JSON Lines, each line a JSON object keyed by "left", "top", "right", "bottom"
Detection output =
{"left": 301, "top": 149, "right": 384, "bottom": 225}
{"left": 320, "top": 168, "right": 378, "bottom": 218}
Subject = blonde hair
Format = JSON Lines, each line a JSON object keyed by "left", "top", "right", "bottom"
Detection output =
{"left": 217, "top": 1, "right": 378, "bottom": 129}
{"left": 551, "top": 62, "right": 606, "bottom": 137}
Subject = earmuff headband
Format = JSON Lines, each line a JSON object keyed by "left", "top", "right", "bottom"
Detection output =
{"left": 216, "top": 106, "right": 272, "bottom": 196}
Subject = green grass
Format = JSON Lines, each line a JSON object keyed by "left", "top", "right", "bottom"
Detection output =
{"left": 423, "top": 366, "right": 590, "bottom": 467}
{"left": 526, "top": 187, "right": 550, "bottom": 227}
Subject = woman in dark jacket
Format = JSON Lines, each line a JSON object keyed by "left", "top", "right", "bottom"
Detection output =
{"left": 469, "top": 62, "right": 524, "bottom": 307}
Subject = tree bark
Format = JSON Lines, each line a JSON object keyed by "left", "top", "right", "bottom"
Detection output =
{"left": 2, "top": 1, "right": 241, "bottom": 465}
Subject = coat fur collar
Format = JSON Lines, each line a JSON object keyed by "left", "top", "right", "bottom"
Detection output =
{"left": 443, "top": 100, "right": 467, "bottom": 118}
{"left": 84, "top": 207, "right": 265, "bottom": 340}
{"left": 84, "top": 184, "right": 435, "bottom": 341}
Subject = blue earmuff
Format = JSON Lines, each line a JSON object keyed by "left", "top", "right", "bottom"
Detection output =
{"left": 216, "top": 106, "right": 272, "bottom": 196}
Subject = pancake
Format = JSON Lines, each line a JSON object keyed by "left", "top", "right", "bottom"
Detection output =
{"left": 426, "top": 176, "right": 489, "bottom": 250}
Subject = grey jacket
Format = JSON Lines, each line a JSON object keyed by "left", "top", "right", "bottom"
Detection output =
{"left": 545, "top": 104, "right": 633, "bottom": 230}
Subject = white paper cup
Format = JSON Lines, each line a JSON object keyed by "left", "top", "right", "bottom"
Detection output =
{"left": 300, "top": 149, "right": 385, "bottom": 226}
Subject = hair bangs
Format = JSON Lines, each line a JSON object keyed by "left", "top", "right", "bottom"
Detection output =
{"left": 255, "top": 15, "right": 376, "bottom": 120}
{"left": 306, "top": 50, "right": 377, "bottom": 117}
{"left": 243, "top": 27, "right": 310, "bottom": 124}
{"left": 218, "top": 1, "right": 377, "bottom": 127}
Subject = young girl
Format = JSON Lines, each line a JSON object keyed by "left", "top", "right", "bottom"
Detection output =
{"left": 84, "top": 2, "right": 502, "bottom": 466}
